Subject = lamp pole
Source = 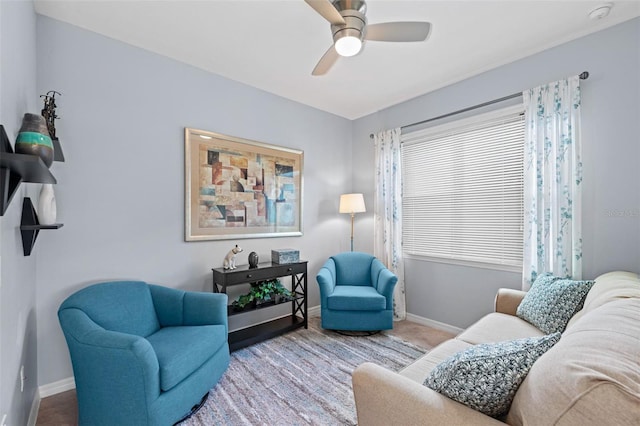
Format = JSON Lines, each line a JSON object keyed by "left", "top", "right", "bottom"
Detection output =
{"left": 339, "top": 193, "right": 365, "bottom": 253}
{"left": 350, "top": 212, "right": 355, "bottom": 251}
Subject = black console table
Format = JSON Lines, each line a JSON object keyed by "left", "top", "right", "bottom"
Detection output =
{"left": 212, "top": 261, "right": 307, "bottom": 351}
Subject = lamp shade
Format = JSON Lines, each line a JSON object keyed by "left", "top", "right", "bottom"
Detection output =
{"left": 339, "top": 193, "right": 366, "bottom": 214}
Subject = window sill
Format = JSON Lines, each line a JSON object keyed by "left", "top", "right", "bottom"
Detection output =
{"left": 403, "top": 254, "right": 522, "bottom": 274}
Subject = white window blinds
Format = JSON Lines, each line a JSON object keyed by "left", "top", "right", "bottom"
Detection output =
{"left": 401, "top": 106, "right": 524, "bottom": 270}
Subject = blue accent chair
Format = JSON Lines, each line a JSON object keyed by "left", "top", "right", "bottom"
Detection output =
{"left": 316, "top": 252, "right": 398, "bottom": 331}
{"left": 58, "top": 281, "right": 230, "bottom": 426}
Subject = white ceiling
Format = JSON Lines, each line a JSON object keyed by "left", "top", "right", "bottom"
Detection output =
{"left": 34, "top": 0, "right": 640, "bottom": 120}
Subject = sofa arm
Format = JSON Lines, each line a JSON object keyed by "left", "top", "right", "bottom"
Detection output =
{"left": 494, "top": 288, "right": 527, "bottom": 316}
{"left": 353, "top": 363, "right": 504, "bottom": 426}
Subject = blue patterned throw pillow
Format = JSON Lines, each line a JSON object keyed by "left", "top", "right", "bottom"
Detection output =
{"left": 424, "top": 333, "right": 561, "bottom": 417}
{"left": 516, "top": 273, "right": 595, "bottom": 334}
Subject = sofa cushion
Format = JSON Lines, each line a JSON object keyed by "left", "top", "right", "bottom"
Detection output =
{"left": 507, "top": 298, "right": 640, "bottom": 425}
{"left": 326, "top": 286, "right": 386, "bottom": 311}
{"left": 424, "top": 333, "right": 561, "bottom": 418}
{"left": 516, "top": 274, "right": 594, "bottom": 334}
{"left": 567, "top": 271, "right": 640, "bottom": 328}
{"left": 400, "top": 339, "right": 472, "bottom": 384}
{"left": 147, "top": 325, "right": 227, "bottom": 391}
{"left": 457, "top": 313, "right": 544, "bottom": 345}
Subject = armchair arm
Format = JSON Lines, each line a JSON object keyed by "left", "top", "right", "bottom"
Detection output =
{"left": 494, "top": 288, "right": 527, "bottom": 316}
{"left": 316, "top": 260, "right": 337, "bottom": 306}
{"left": 352, "top": 363, "right": 504, "bottom": 426}
{"left": 375, "top": 268, "right": 398, "bottom": 310}
{"left": 58, "top": 308, "right": 161, "bottom": 405}
{"left": 183, "top": 291, "right": 228, "bottom": 332}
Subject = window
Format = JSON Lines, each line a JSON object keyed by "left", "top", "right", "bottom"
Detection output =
{"left": 401, "top": 105, "right": 524, "bottom": 271}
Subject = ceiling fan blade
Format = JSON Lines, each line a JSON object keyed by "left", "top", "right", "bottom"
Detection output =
{"left": 365, "top": 22, "right": 432, "bottom": 42}
{"left": 312, "top": 45, "right": 340, "bottom": 76}
{"left": 304, "top": 0, "right": 345, "bottom": 25}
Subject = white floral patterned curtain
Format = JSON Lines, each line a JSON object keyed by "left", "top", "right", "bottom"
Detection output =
{"left": 523, "top": 76, "right": 583, "bottom": 290}
{"left": 374, "top": 128, "right": 406, "bottom": 320}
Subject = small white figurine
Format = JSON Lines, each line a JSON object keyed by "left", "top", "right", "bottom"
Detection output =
{"left": 223, "top": 245, "right": 243, "bottom": 270}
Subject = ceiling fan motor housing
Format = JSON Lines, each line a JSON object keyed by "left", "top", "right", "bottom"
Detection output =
{"left": 331, "top": 0, "right": 368, "bottom": 43}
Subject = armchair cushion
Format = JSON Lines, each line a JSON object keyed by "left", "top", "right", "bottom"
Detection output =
{"left": 62, "top": 280, "right": 160, "bottom": 337}
{"left": 149, "top": 285, "right": 228, "bottom": 330}
{"left": 147, "top": 325, "right": 227, "bottom": 392}
{"left": 332, "top": 252, "right": 375, "bottom": 286}
{"left": 327, "top": 286, "right": 387, "bottom": 311}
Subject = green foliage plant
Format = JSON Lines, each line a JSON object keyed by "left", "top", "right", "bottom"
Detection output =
{"left": 231, "top": 278, "right": 293, "bottom": 310}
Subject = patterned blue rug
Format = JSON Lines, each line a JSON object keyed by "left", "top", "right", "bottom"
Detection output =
{"left": 180, "top": 318, "right": 427, "bottom": 425}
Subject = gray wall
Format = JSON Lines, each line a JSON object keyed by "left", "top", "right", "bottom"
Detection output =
{"left": 34, "top": 16, "right": 353, "bottom": 386}
{"left": 0, "top": 1, "right": 40, "bottom": 424}
{"left": 353, "top": 17, "right": 640, "bottom": 328}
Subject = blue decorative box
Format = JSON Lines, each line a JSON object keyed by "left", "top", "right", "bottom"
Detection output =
{"left": 271, "top": 249, "right": 300, "bottom": 264}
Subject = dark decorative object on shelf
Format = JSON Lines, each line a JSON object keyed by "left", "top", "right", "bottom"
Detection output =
{"left": 248, "top": 251, "right": 259, "bottom": 268}
{"left": 15, "top": 113, "right": 54, "bottom": 168}
{"left": 40, "top": 90, "right": 65, "bottom": 162}
{"left": 41, "top": 90, "right": 61, "bottom": 139}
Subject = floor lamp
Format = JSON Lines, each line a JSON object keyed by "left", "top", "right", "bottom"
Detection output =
{"left": 339, "top": 193, "right": 366, "bottom": 251}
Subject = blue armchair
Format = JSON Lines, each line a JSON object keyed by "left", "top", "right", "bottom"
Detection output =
{"left": 316, "top": 252, "right": 398, "bottom": 331}
{"left": 58, "top": 281, "right": 230, "bottom": 425}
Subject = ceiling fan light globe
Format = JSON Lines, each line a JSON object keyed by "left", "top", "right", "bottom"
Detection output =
{"left": 335, "top": 36, "right": 362, "bottom": 57}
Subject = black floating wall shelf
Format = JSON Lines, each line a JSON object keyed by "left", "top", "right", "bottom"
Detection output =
{"left": 20, "top": 197, "right": 63, "bottom": 256}
{"left": 0, "top": 124, "right": 64, "bottom": 216}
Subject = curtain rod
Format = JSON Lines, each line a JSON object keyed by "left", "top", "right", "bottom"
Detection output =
{"left": 369, "top": 71, "right": 589, "bottom": 139}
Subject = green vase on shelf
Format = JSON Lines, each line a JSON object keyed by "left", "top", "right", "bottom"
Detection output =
{"left": 15, "top": 113, "right": 54, "bottom": 168}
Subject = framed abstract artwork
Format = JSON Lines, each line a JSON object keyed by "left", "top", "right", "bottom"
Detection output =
{"left": 185, "top": 128, "right": 303, "bottom": 241}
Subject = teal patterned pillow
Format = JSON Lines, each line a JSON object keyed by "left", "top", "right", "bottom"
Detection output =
{"left": 516, "top": 273, "right": 595, "bottom": 334}
{"left": 424, "top": 333, "right": 561, "bottom": 417}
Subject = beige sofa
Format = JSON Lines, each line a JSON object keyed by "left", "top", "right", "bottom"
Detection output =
{"left": 353, "top": 271, "right": 640, "bottom": 425}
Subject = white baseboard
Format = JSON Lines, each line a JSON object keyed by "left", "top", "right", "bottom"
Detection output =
{"left": 307, "top": 305, "right": 320, "bottom": 318}
{"left": 405, "top": 313, "right": 464, "bottom": 335}
{"left": 39, "top": 377, "right": 75, "bottom": 398}
{"left": 27, "top": 392, "right": 41, "bottom": 426}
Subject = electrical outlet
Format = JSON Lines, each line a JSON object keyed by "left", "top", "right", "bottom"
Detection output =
{"left": 20, "top": 365, "right": 25, "bottom": 392}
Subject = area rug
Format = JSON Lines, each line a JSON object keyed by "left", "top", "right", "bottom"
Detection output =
{"left": 180, "top": 318, "right": 427, "bottom": 425}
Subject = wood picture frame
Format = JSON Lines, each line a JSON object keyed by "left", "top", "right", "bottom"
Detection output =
{"left": 185, "top": 128, "right": 303, "bottom": 241}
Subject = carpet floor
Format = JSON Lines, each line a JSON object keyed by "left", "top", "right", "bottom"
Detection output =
{"left": 179, "top": 318, "right": 428, "bottom": 425}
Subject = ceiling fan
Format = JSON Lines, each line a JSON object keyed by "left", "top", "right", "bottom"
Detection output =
{"left": 304, "top": 0, "right": 432, "bottom": 75}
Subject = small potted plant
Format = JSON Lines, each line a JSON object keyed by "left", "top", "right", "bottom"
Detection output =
{"left": 231, "top": 279, "right": 294, "bottom": 311}
{"left": 251, "top": 281, "right": 274, "bottom": 306}
{"left": 231, "top": 293, "right": 256, "bottom": 312}
{"left": 272, "top": 279, "right": 293, "bottom": 304}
